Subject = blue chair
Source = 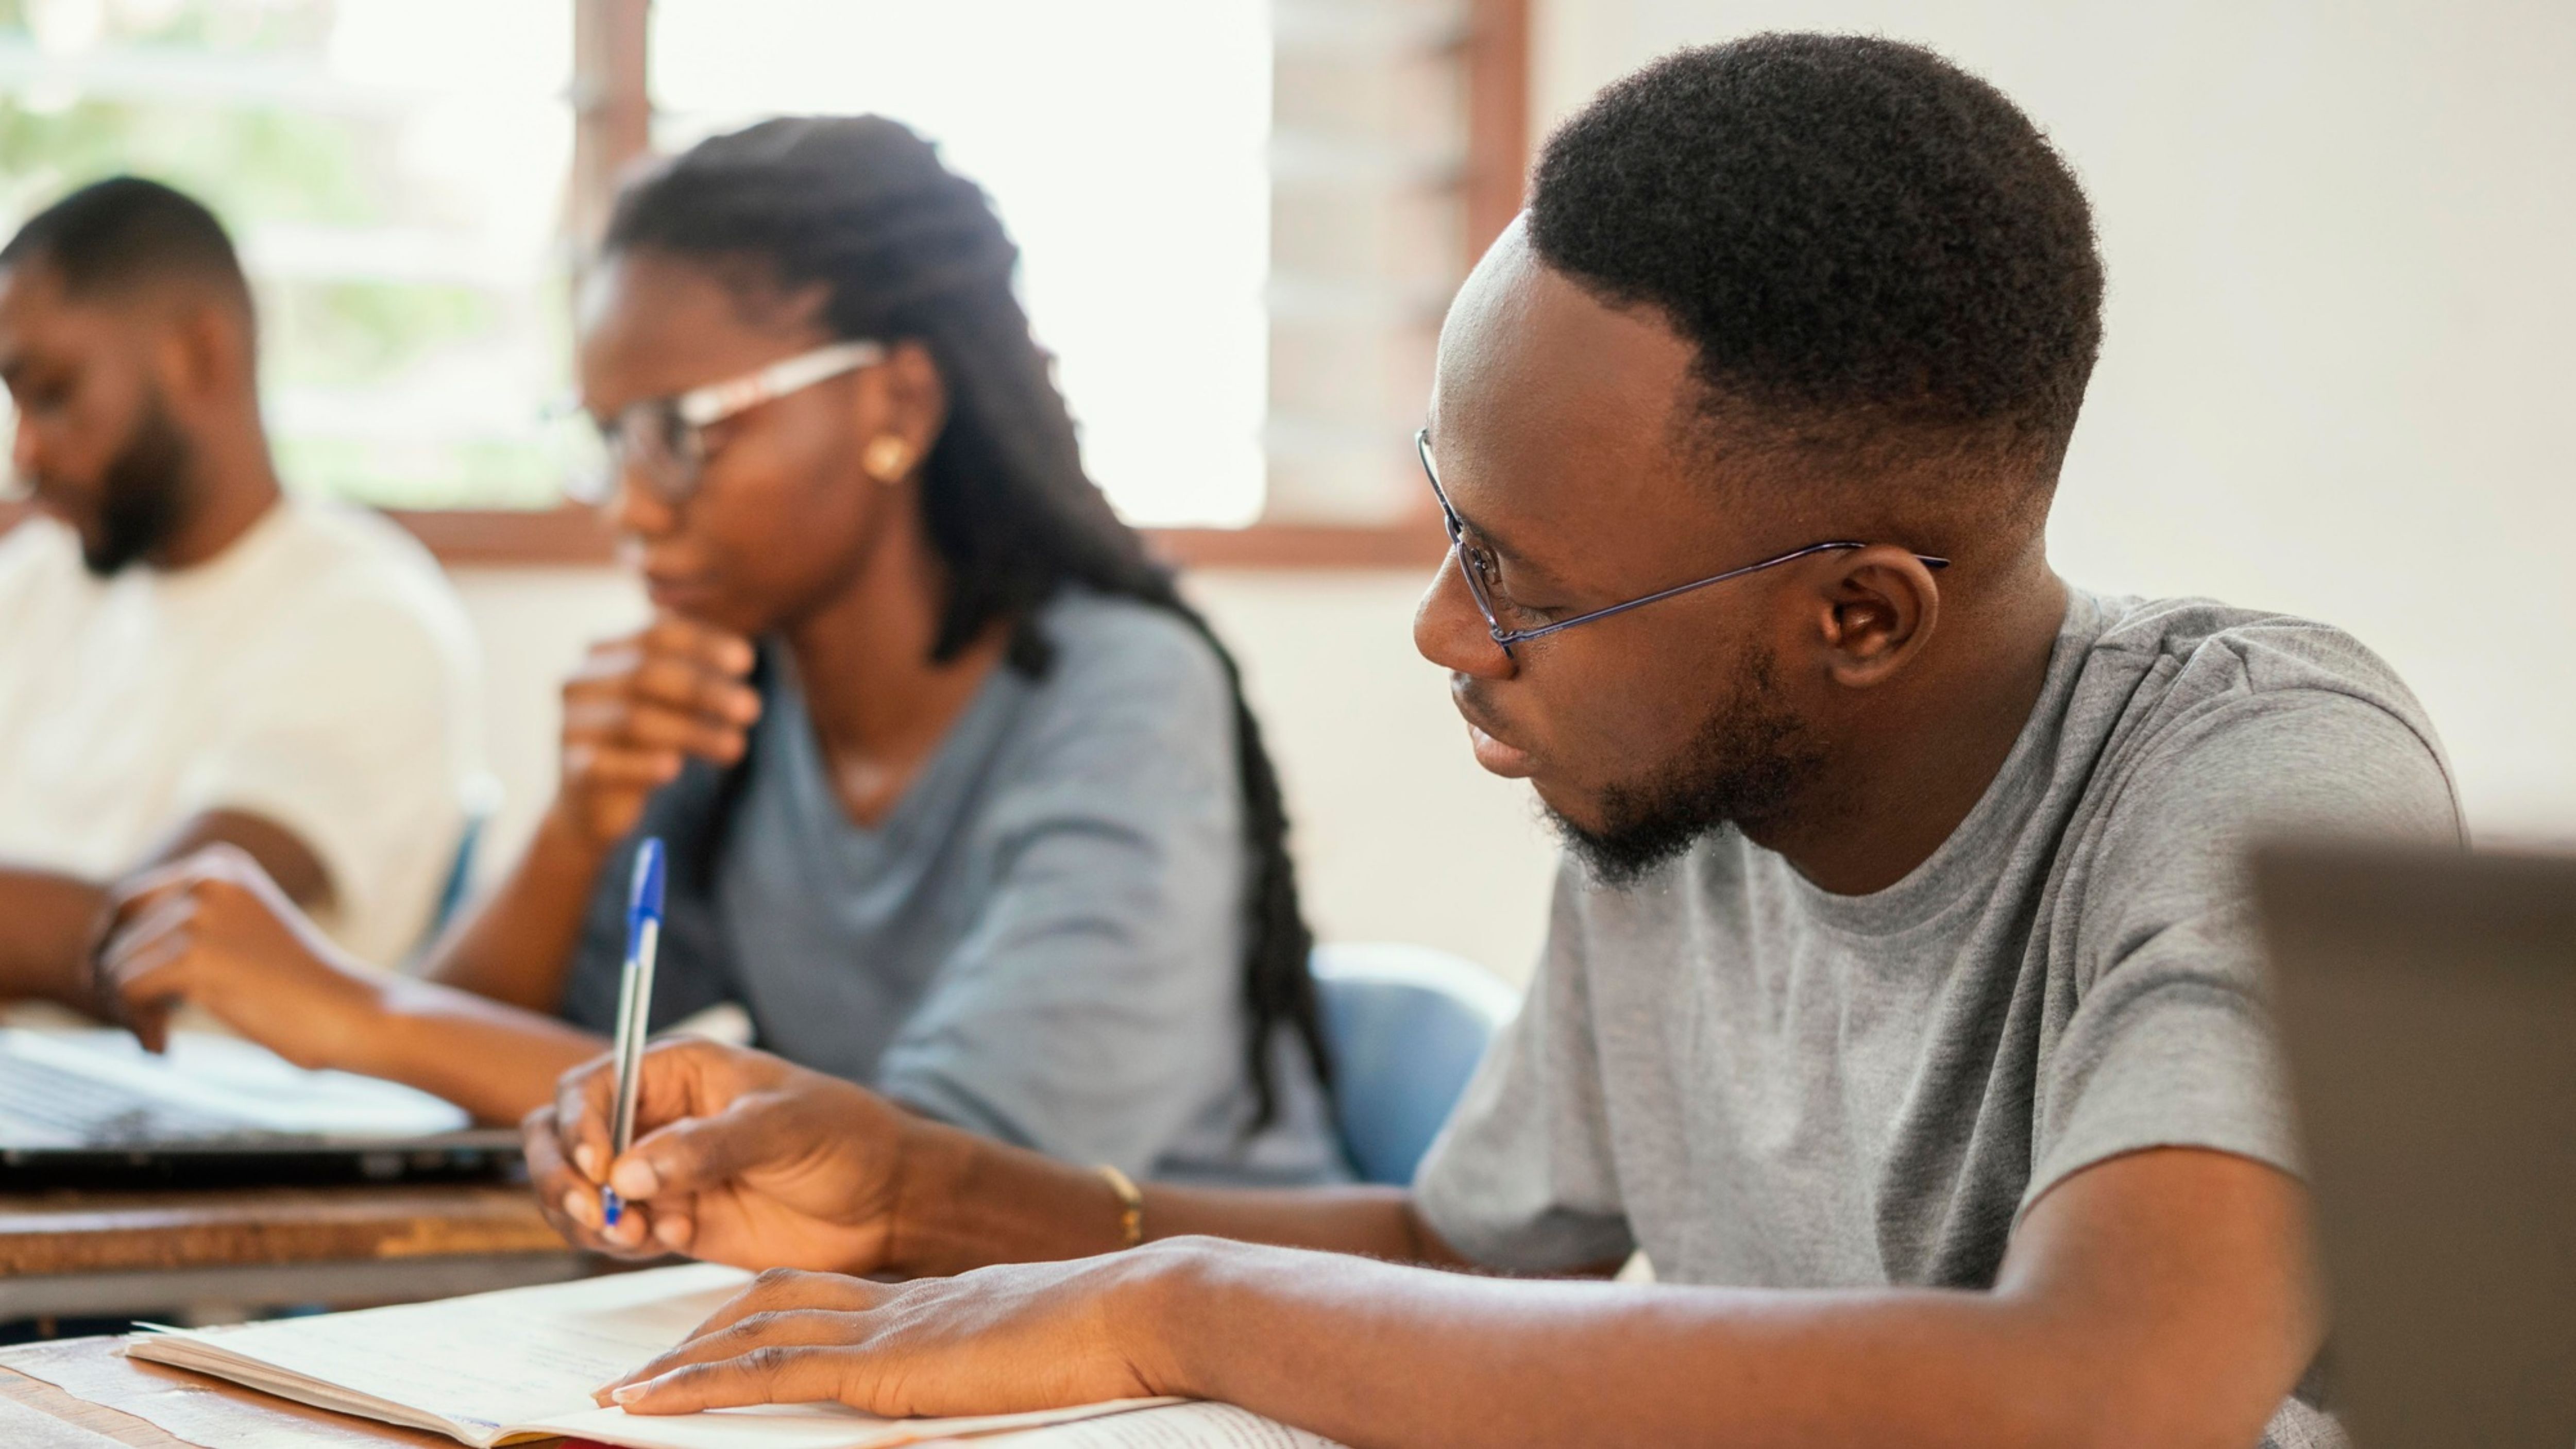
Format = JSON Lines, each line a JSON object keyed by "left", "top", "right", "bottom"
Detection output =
{"left": 419, "top": 773, "right": 503, "bottom": 954}
{"left": 1312, "top": 942, "right": 1521, "bottom": 1185}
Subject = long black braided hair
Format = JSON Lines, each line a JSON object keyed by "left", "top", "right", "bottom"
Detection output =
{"left": 603, "top": 115, "right": 1329, "bottom": 1127}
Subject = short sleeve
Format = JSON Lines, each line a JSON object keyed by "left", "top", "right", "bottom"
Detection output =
{"left": 1412, "top": 859, "right": 1636, "bottom": 1272}
{"left": 2026, "top": 691, "right": 2462, "bottom": 1217}
{"left": 873, "top": 616, "right": 1251, "bottom": 1174}
{"left": 171, "top": 586, "right": 477, "bottom": 964}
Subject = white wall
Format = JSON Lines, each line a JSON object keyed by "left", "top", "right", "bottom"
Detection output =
{"left": 1533, "top": 0, "right": 2576, "bottom": 843}
{"left": 450, "top": 565, "right": 1563, "bottom": 984}
{"left": 1181, "top": 571, "right": 1563, "bottom": 979}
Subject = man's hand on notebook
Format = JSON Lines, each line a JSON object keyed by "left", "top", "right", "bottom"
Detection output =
{"left": 527, "top": 1037, "right": 908, "bottom": 1273}
{"left": 594, "top": 1258, "right": 1174, "bottom": 1421}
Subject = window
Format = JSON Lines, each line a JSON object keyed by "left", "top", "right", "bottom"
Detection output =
{"left": 0, "top": 0, "right": 576, "bottom": 509}
{"left": 650, "top": 0, "right": 1272, "bottom": 528}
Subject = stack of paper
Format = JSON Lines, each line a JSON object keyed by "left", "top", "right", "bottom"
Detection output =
{"left": 123, "top": 1262, "right": 1244, "bottom": 1448}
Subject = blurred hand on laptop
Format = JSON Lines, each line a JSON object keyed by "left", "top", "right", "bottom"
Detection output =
{"left": 95, "top": 844, "right": 384, "bottom": 1067}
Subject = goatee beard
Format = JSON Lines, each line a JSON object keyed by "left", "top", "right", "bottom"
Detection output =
{"left": 1547, "top": 650, "right": 1824, "bottom": 888}
{"left": 81, "top": 397, "right": 192, "bottom": 577}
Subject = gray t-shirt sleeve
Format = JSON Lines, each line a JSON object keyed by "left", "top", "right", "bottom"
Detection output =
{"left": 1411, "top": 859, "right": 1637, "bottom": 1272}
{"left": 873, "top": 625, "right": 1248, "bottom": 1175}
{"left": 2026, "top": 690, "right": 2461, "bottom": 1218}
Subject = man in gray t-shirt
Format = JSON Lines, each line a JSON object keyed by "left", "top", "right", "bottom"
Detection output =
{"left": 1417, "top": 589, "right": 2456, "bottom": 1443}
{"left": 522, "top": 37, "right": 2432, "bottom": 1449}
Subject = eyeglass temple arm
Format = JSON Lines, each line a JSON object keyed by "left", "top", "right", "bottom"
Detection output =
{"left": 1490, "top": 543, "right": 1951, "bottom": 648}
{"left": 676, "top": 340, "right": 888, "bottom": 428}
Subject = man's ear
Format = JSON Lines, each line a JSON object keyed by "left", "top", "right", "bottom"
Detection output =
{"left": 1812, "top": 545, "right": 1942, "bottom": 688}
{"left": 156, "top": 296, "right": 252, "bottom": 411}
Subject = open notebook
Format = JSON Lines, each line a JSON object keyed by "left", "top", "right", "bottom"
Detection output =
{"left": 122, "top": 1261, "right": 1270, "bottom": 1449}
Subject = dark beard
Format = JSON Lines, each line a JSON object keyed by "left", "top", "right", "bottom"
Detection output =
{"left": 1548, "top": 650, "right": 1825, "bottom": 887}
{"left": 81, "top": 396, "right": 192, "bottom": 576}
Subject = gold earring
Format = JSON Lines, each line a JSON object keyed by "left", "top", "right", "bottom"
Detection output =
{"left": 861, "top": 435, "right": 912, "bottom": 483}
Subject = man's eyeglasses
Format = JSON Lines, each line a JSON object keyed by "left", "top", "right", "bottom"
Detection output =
{"left": 1416, "top": 428, "right": 1951, "bottom": 656}
{"left": 558, "top": 339, "right": 887, "bottom": 506}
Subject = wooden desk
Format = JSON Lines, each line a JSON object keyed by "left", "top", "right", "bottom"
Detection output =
{"left": 0, "top": 1183, "right": 591, "bottom": 1320}
{"left": 0, "top": 1367, "right": 189, "bottom": 1447}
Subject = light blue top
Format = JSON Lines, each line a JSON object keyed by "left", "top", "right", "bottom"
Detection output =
{"left": 711, "top": 589, "right": 1342, "bottom": 1184}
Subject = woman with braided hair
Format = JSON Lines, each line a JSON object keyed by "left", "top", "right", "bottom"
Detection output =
{"left": 93, "top": 115, "right": 1346, "bottom": 1188}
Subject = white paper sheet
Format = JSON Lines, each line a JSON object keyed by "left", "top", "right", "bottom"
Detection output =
{"left": 517, "top": 1399, "right": 1176, "bottom": 1449}
{"left": 125, "top": 1263, "right": 1177, "bottom": 1448}
{"left": 979, "top": 1403, "right": 1347, "bottom": 1449}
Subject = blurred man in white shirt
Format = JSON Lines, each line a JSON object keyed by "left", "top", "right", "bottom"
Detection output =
{"left": 0, "top": 176, "right": 480, "bottom": 1007}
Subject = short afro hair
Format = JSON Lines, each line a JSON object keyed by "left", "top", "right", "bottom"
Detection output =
{"left": 1529, "top": 34, "right": 2103, "bottom": 492}
{"left": 2, "top": 176, "right": 252, "bottom": 312}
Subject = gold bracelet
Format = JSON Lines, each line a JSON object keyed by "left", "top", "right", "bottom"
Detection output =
{"left": 1095, "top": 1163, "right": 1144, "bottom": 1249}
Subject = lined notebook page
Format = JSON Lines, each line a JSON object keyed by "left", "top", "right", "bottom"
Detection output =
{"left": 130, "top": 1264, "right": 757, "bottom": 1443}
{"left": 125, "top": 1263, "right": 1175, "bottom": 1448}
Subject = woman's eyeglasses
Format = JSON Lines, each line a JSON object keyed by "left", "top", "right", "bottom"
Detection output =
{"left": 555, "top": 339, "right": 887, "bottom": 506}
{"left": 1416, "top": 427, "right": 1951, "bottom": 656}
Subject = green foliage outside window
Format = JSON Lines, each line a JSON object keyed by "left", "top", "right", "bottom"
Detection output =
{"left": 0, "top": 0, "right": 574, "bottom": 509}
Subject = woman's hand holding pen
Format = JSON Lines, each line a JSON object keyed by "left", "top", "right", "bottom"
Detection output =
{"left": 552, "top": 615, "right": 762, "bottom": 852}
{"left": 524, "top": 1038, "right": 909, "bottom": 1274}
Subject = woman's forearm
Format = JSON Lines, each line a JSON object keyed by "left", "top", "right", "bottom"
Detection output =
{"left": 342, "top": 974, "right": 608, "bottom": 1124}
{"left": 422, "top": 805, "right": 612, "bottom": 1013}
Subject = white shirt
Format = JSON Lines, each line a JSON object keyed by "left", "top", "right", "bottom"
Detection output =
{"left": 0, "top": 496, "right": 482, "bottom": 965}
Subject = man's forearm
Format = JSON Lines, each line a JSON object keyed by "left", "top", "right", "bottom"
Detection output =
{"left": 1144, "top": 1241, "right": 2121, "bottom": 1449}
{"left": 1148, "top": 1181, "right": 1468, "bottom": 1265}
{"left": 883, "top": 1122, "right": 1456, "bottom": 1277}
{"left": 0, "top": 865, "right": 106, "bottom": 1008}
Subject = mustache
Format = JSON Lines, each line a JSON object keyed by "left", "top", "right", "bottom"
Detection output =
{"left": 1448, "top": 675, "right": 1517, "bottom": 744}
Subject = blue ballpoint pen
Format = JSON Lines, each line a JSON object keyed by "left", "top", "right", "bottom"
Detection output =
{"left": 600, "top": 837, "right": 666, "bottom": 1229}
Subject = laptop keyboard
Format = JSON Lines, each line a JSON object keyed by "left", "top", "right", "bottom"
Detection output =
{"left": 0, "top": 1052, "right": 251, "bottom": 1145}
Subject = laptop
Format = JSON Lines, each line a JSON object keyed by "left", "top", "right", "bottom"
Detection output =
{"left": 0, "top": 1026, "right": 519, "bottom": 1189}
{"left": 2255, "top": 843, "right": 2576, "bottom": 1448}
